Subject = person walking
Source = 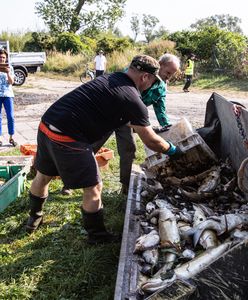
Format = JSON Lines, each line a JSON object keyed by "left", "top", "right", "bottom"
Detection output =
{"left": 0, "top": 48, "right": 17, "bottom": 147}
{"left": 183, "top": 53, "right": 195, "bottom": 92}
{"left": 26, "top": 55, "right": 182, "bottom": 244}
{"left": 94, "top": 50, "right": 107, "bottom": 77}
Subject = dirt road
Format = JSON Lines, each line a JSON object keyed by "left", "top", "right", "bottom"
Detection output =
{"left": 13, "top": 75, "right": 248, "bottom": 129}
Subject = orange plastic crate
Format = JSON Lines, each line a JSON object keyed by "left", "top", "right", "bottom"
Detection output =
{"left": 20, "top": 145, "right": 113, "bottom": 169}
{"left": 20, "top": 144, "right": 37, "bottom": 156}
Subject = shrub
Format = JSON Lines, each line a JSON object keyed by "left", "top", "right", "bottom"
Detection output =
{"left": 55, "top": 32, "right": 85, "bottom": 54}
{"left": 144, "top": 39, "right": 177, "bottom": 59}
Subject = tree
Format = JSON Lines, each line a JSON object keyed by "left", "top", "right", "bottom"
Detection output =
{"left": 35, "top": 0, "right": 127, "bottom": 35}
{"left": 142, "top": 14, "right": 159, "bottom": 43}
{"left": 190, "top": 14, "right": 243, "bottom": 34}
{"left": 130, "top": 14, "right": 140, "bottom": 41}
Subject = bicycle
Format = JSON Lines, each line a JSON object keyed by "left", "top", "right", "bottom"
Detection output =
{"left": 80, "top": 64, "right": 95, "bottom": 83}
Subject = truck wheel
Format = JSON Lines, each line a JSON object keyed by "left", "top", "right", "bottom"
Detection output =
{"left": 14, "top": 69, "right": 26, "bottom": 86}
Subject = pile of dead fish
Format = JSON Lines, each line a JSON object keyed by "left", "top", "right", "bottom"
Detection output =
{"left": 133, "top": 158, "right": 248, "bottom": 296}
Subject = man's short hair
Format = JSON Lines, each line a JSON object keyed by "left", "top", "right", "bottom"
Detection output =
{"left": 159, "top": 53, "right": 180, "bottom": 69}
{"left": 130, "top": 55, "right": 161, "bottom": 81}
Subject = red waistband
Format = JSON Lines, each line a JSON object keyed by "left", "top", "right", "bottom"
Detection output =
{"left": 39, "top": 121, "right": 76, "bottom": 142}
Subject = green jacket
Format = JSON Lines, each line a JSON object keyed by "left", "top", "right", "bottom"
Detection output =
{"left": 141, "top": 80, "right": 170, "bottom": 126}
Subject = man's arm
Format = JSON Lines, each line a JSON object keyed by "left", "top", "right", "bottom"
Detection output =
{"left": 131, "top": 124, "right": 171, "bottom": 154}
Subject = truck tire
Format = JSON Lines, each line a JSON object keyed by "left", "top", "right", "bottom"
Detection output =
{"left": 14, "top": 69, "right": 26, "bottom": 86}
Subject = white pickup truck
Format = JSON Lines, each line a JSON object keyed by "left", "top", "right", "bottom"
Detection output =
{"left": 10, "top": 52, "right": 46, "bottom": 86}
{"left": 0, "top": 40, "right": 46, "bottom": 86}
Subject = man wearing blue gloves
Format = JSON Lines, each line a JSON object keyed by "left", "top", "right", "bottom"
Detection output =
{"left": 26, "top": 54, "right": 182, "bottom": 244}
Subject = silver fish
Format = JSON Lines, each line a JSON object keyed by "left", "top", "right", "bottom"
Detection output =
{"left": 159, "top": 208, "right": 180, "bottom": 249}
{"left": 146, "top": 201, "right": 156, "bottom": 213}
{"left": 191, "top": 213, "right": 248, "bottom": 246}
{"left": 142, "top": 248, "right": 159, "bottom": 266}
{"left": 197, "top": 167, "right": 220, "bottom": 193}
{"left": 179, "top": 187, "right": 214, "bottom": 201}
{"left": 141, "top": 241, "right": 234, "bottom": 293}
{"left": 150, "top": 208, "right": 181, "bottom": 278}
{"left": 230, "top": 229, "right": 248, "bottom": 240}
{"left": 134, "top": 230, "right": 160, "bottom": 253}
{"left": 193, "top": 205, "right": 219, "bottom": 249}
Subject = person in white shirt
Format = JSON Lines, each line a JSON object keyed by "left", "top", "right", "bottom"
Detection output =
{"left": 94, "top": 50, "right": 107, "bottom": 77}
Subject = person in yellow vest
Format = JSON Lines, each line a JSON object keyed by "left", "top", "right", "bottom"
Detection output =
{"left": 183, "top": 53, "right": 195, "bottom": 92}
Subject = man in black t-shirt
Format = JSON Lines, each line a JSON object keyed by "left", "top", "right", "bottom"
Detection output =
{"left": 26, "top": 55, "right": 182, "bottom": 244}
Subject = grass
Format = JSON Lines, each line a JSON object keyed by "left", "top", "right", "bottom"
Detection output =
{"left": 0, "top": 136, "right": 145, "bottom": 299}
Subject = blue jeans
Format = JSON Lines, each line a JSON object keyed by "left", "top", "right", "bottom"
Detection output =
{"left": 0, "top": 97, "right": 15, "bottom": 136}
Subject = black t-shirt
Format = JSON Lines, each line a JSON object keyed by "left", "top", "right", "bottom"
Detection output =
{"left": 42, "top": 72, "right": 150, "bottom": 143}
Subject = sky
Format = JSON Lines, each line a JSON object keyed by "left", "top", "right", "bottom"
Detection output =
{"left": 1, "top": 0, "right": 248, "bottom": 39}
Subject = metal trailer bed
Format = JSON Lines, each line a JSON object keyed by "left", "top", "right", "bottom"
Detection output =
{"left": 114, "top": 93, "right": 248, "bottom": 300}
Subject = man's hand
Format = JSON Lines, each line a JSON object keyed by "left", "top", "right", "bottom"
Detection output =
{"left": 170, "top": 146, "right": 184, "bottom": 159}
{"left": 165, "top": 141, "right": 184, "bottom": 159}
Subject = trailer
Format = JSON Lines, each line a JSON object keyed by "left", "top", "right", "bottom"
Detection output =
{"left": 114, "top": 93, "right": 248, "bottom": 300}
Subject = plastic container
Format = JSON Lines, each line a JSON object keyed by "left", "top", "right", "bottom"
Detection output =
{"left": 95, "top": 147, "right": 114, "bottom": 170}
{"left": 20, "top": 144, "right": 114, "bottom": 170}
{"left": 0, "top": 156, "right": 32, "bottom": 212}
{"left": 144, "top": 118, "right": 216, "bottom": 173}
{"left": 20, "top": 144, "right": 37, "bottom": 156}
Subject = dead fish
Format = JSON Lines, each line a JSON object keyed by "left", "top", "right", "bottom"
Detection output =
{"left": 197, "top": 167, "right": 220, "bottom": 193}
{"left": 154, "top": 198, "right": 173, "bottom": 210}
{"left": 193, "top": 205, "right": 219, "bottom": 249}
{"left": 179, "top": 187, "right": 214, "bottom": 201}
{"left": 141, "top": 241, "right": 234, "bottom": 293}
{"left": 134, "top": 230, "right": 160, "bottom": 253}
{"left": 196, "top": 203, "right": 215, "bottom": 217}
{"left": 142, "top": 248, "right": 159, "bottom": 266}
{"left": 174, "top": 241, "right": 234, "bottom": 280}
{"left": 164, "top": 167, "right": 217, "bottom": 187}
{"left": 190, "top": 213, "right": 248, "bottom": 246}
{"left": 141, "top": 179, "right": 164, "bottom": 196}
{"left": 146, "top": 201, "right": 156, "bottom": 213}
{"left": 178, "top": 208, "right": 193, "bottom": 223}
{"left": 159, "top": 208, "right": 180, "bottom": 249}
{"left": 141, "top": 274, "right": 176, "bottom": 293}
{"left": 230, "top": 229, "right": 248, "bottom": 240}
{"left": 177, "top": 220, "right": 192, "bottom": 241}
{"left": 181, "top": 249, "right": 195, "bottom": 260}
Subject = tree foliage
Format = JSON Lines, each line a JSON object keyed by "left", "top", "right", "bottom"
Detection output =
{"left": 35, "top": 0, "right": 127, "bottom": 35}
{"left": 142, "top": 14, "right": 159, "bottom": 43}
{"left": 190, "top": 14, "right": 243, "bottom": 34}
{"left": 130, "top": 15, "right": 140, "bottom": 41}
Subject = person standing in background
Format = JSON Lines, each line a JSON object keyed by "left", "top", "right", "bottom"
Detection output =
{"left": 183, "top": 53, "right": 195, "bottom": 92}
{"left": 94, "top": 50, "right": 107, "bottom": 77}
{"left": 0, "top": 48, "right": 17, "bottom": 147}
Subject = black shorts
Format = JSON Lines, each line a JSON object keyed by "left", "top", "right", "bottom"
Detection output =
{"left": 35, "top": 129, "right": 101, "bottom": 189}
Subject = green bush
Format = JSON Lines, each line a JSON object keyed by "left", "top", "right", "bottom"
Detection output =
{"left": 56, "top": 32, "right": 85, "bottom": 54}
{"left": 24, "top": 32, "right": 56, "bottom": 52}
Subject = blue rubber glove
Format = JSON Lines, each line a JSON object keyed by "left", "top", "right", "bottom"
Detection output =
{"left": 165, "top": 141, "right": 183, "bottom": 158}
{"left": 165, "top": 141, "right": 176, "bottom": 155}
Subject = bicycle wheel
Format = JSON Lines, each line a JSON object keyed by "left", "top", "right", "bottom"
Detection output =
{"left": 80, "top": 73, "right": 87, "bottom": 83}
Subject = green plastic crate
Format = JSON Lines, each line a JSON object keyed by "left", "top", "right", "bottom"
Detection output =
{"left": 0, "top": 156, "right": 32, "bottom": 212}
